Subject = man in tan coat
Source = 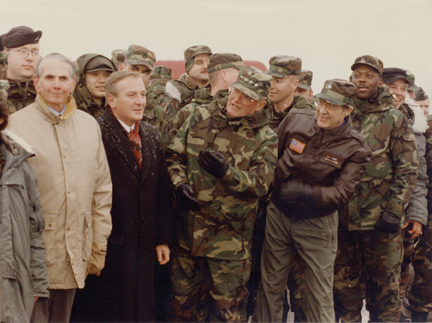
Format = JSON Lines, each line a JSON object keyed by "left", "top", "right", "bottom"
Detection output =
{"left": 8, "top": 53, "right": 112, "bottom": 323}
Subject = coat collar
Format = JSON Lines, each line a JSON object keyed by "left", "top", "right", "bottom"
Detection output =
{"left": 34, "top": 94, "right": 77, "bottom": 122}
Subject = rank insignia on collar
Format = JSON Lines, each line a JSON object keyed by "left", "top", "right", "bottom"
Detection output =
{"left": 289, "top": 138, "right": 305, "bottom": 154}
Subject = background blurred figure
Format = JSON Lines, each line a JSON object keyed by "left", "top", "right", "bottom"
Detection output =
{"left": 415, "top": 87, "right": 430, "bottom": 116}
{"left": 73, "top": 54, "right": 116, "bottom": 118}
{"left": 294, "top": 69, "right": 314, "bottom": 102}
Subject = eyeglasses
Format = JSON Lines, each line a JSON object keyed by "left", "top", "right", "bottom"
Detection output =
{"left": 316, "top": 99, "right": 341, "bottom": 113}
{"left": 8, "top": 48, "right": 41, "bottom": 59}
{"left": 229, "top": 87, "right": 256, "bottom": 105}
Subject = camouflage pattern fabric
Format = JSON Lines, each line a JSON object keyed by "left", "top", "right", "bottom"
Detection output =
{"left": 165, "top": 94, "right": 278, "bottom": 261}
{"left": 231, "top": 66, "right": 272, "bottom": 101}
{"left": 125, "top": 45, "right": 156, "bottom": 71}
{"left": 207, "top": 53, "right": 244, "bottom": 74}
{"left": 265, "top": 56, "right": 302, "bottom": 78}
{"left": 297, "top": 70, "right": 313, "bottom": 90}
{"left": 334, "top": 229, "right": 403, "bottom": 322}
{"left": 167, "top": 245, "right": 251, "bottom": 322}
{"left": 6, "top": 79, "right": 37, "bottom": 114}
{"left": 73, "top": 53, "right": 115, "bottom": 119}
{"left": 345, "top": 87, "right": 418, "bottom": 231}
{"left": 111, "top": 49, "right": 126, "bottom": 69}
{"left": 184, "top": 45, "right": 212, "bottom": 72}
{"left": 351, "top": 55, "right": 384, "bottom": 76}
{"left": 268, "top": 95, "right": 315, "bottom": 130}
{"left": 168, "top": 87, "right": 217, "bottom": 143}
{"left": 405, "top": 114, "right": 432, "bottom": 312}
{"left": 142, "top": 84, "right": 167, "bottom": 134}
{"left": 151, "top": 66, "right": 172, "bottom": 80}
{"left": 0, "top": 52, "right": 7, "bottom": 80}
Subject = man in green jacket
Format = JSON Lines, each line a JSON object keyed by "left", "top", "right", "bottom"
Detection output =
{"left": 334, "top": 55, "right": 418, "bottom": 323}
{"left": 165, "top": 66, "right": 277, "bottom": 322}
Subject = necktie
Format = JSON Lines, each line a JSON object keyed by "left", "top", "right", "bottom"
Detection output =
{"left": 127, "top": 122, "right": 142, "bottom": 169}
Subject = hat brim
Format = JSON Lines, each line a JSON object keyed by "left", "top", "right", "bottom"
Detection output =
{"left": 86, "top": 67, "right": 115, "bottom": 73}
{"left": 230, "top": 82, "right": 261, "bottom": 101}
{"left": 316, "top": 92, "right": 344, "bottom": 106}
{"left": 265, "top": 70, "right": 287, "bottom": 78}
{"left": 409, "top": 84, "right": 419, "bottom": 91}
{"left": 297, "top": 84, "right": 310, "bottom": 90}
{"left": 383, "top": 75, "right": 409, "bottom": 86}
{"left": 351, "top": 63, "right": 381, "bottom": 76}
{"left": 125, "top": 59, "right": 154, "bottom": 71}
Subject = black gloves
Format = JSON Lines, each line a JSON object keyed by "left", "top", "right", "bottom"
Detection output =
{"left": 197, "top": 150, "right": 229, "bottom": 179}
{"left": 176, "top": 183, "right": 201, "bottom": 211}
{"left": 374, "top": 210, "right": 400, "bottom": 234}
{"left": 277, "top": 180, "right": 313, "bottom": 206}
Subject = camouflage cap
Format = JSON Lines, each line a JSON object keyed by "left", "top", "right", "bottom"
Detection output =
{"left": 230, "top": 66, "right": 272, "bottom": 100}
{"left": 297, "top": 69, "right": 313, "bottom": 90}
{"left": 111, "top": 49, "right": 126, "bottom": 69}
{"left": 382, "top": 67, "right": 414, "bottom": 86}
{"left": 125, "top": 45, "right": 156, "bottom": 71}
{"left": 150, "top": 66, "right": 172, "bottom": 80}
{"left": 265, "top": 56, "right": 302, "bottom": 78}
{"left": 351, "top": 55, "right": 384, "bottom": 76}
{"left": 207, "top": 53, "right": 244, "bottom": 74}
{"left": 316, "top": 79, "right": 357, "bottom": 106}
{"left": 1, "top": 26, "right": 42, "bottom": 49}
{"left": 414, "top": 87, "right": 429, "bottom": 101}
{"left": 85, "top": 56, "right": 116, "bottom": 73}
{"left": 184, "top": 45, "right": 212, "bottom": 72}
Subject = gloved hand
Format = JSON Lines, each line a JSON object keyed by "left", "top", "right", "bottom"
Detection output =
{"left": 374, "top": 210, "right": 400, "bottom": 234}
{"left": 197, "top": 150, "right": 229, "bottom": 179}
{"left": 176, "top": 183, "right": 201, "bottom": 211}
{"left": 86, "top": 241, "right": 107, "bottom": 277}
{"left": 278, "top": 179, "right": 313, "bottom": 205}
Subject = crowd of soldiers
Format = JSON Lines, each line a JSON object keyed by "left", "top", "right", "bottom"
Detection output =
{"left": 0, "top": 25, "right": 431, "bottom": 323}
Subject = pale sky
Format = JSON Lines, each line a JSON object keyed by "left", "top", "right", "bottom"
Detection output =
{"left": 1, "top": 0, "right": 431, "bottom": 96}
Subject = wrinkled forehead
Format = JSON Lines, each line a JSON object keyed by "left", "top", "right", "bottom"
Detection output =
{"left": 39, "top": 57, "right": 72, "bottom": 77}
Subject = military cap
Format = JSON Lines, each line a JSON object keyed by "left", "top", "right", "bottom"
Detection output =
{"left": 150, "top": 66, "right": 172, "bottom": 80}
{"left": 230, "top": 66, "right": 272, "bottom": 100}
{"left": 298, "top": 70, "right": 313, "bottom": 90}
{"left": 85, "top": 56, "right": 116, "bottom": 73}
{"left": 351, "top": 55, "right": 384, "bottom": 76}
{"left": 111, "top": 49, "right": 126, "bottom": 69}
{"left": 266, "top": 56, "right": 302, "bottom": 78}
{"left": 382, "top": 67, "right": 414, "bottom": 86}
{"left": 125, "top": 45, "right": 156, "bottom": 71}
{"left": 316, "top": 79, "right": 357, "bottom": 106}
{"left": 1, "top": 26, "right": 42, "bottom": 49}
{"left": 414, "top": 87, "right": 429, "bottom": 101}
{"left": 184, "top": 45, "right": 212, "bottom": 72}
{"left": 207, "top": 53, "right": 244, "bottom": 74}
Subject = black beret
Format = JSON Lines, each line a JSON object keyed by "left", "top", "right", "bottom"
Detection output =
{"left": 1, "top": 26, "right": 42, "bottom": 49}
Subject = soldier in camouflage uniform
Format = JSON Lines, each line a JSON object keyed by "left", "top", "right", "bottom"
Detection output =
{"left": 149, "top": 65, "right": 172, "bottom": 105}
{"left": 165, "top": 66, "right": 277, "bottom": 322}
{"left": 0, "top": 26, "right": 42, "bottom": 113}
{"left": 414, "top": 87, "right": 430, "bottom": 117}
{"left": 265, "top": 56, "right": 315, "bottom": 130}
{"left": 294, "top": 70, "right": 314, "bottom": 102}
{"left": 168, "top": 53, "right": 244, "bottom": 147}
{"left": 111, "top": 49, "right": 126, "bottom": 69}
{"left": 160, "top": 45, "right": 212, "bottom": 150}
{"left": 0, "top": 52, "right": 9, "bottom": 112}
{"left": 119, "top": 45, "right": 167, "bottom": 133}
{"left": 73, "top": 54, "right": 116, "bottom": 119}
{"left": 333, "top": 55, "right": 418, "bottom": 323}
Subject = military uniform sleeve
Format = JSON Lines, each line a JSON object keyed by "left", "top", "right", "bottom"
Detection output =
{"left": 25, "top": 162, "right": 50, "bottom": 298}
{"left": 219, "top": 131, "right": 278, "bottom": 198}
{"left": 88, "top": 126, "right": 113, "bottom": 273}
{"left": 425, "top": 117, "right": 432, "bottom": 215}
{"left": 385, "top": 114, "right": 419, "bottom": 217}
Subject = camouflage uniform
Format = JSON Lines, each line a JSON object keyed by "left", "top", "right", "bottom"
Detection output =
{"left": 0, "top": 53, "right": 9, "bottom": 107}
{"left": 73, "top": 54, "right": 116, "bottom": 119}
{"left": 110, "top": 49, "right": 126, "bottom": 69}
{"left": 334, "top": 57, "right": 418, "bottom": 322}
{"left": 165, "top": 67, "right": 277, "bottom": 322}
{"left": 143, "top": 84, "right": 167, "bottom": 134}
{"left": 6, "top": 79, "right": 37, "bottom": 114}
{"left": 149, "top": 66, "right": 172, "bottom": 105}
{"left": 297, "top": 70, "right": 313, "bottom": 91}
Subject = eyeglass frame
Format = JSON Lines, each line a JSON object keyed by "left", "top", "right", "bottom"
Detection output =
{"left": 316, "top": 99, "right": 343, "bottom": 113}
{"left": 7, "top": 48, "right": 42, "bottom": 59}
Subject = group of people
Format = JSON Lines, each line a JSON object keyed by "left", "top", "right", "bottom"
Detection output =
{"left": 0, "top": 24, "right": 431, "bottom": 323}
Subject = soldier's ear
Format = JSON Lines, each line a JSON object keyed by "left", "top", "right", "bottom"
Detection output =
{"left": 378, "top": 78, "right": 383, "bottom": 88}
{"left": 118, "top": 63, "right": 125, "bottom": 71}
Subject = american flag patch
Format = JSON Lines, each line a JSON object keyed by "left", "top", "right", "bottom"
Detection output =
{"left": 289, "top": 138, "right": 305, "bottom": 154}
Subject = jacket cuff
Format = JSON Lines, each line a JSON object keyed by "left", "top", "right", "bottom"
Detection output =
{"left": 383, "top": 200, "right": 404, "bottom": 218}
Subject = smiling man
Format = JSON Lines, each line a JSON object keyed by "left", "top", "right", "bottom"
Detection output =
{"left": 253, "top": 79, "right": 371, "bottom": 323}
{"left": 165, "top": 66, "right": 277, "bottom": 322}
{"left": 334, "top": 55, "right": 418, "bottom": 323}
{"left": 8, "top": 53, "right": 112, "bottom": 323}
{"left": 1, "top": 26, "right": 42, "bottom": 113}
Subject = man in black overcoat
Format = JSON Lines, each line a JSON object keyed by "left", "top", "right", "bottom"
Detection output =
{"left": 71, "top": 70, "right": 173, "bottom": 322}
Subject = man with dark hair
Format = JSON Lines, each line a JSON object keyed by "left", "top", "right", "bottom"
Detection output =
{"left": 8, "top": 53, "right": 112, "bottom": 323}
{"left": 333, "top": 55, "right": 418, "bottom": 323}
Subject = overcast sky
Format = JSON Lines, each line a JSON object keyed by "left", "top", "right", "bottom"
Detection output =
{"left": 2, "top": 0, "right": 431, "bottom": 95}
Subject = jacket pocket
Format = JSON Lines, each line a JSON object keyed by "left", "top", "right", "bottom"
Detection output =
{"left": 82, "top": 211, "right": 93, "bottom": 262}
{"left": 43, "top": 213, "right": 58, "bottom": 266}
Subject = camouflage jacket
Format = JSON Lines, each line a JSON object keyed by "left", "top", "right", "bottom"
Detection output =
{"left": 268, "top": 95, "right": 315, "bottom": 130}
{"left": 425, "top": 115, "right": 432, "bottom": 216}
{"left": 166, "top": 95, "right": 278, "bottom": 261}
{"left": 148, "top": 79, "right": 169, "bottom": 105}
{"left": 7, "top": 79, "right": 37, "bottom": 114}
{"left": 142, "top": 84, "right": 167, "bottom": 134}
{"left": 344, "top": 87, "right": 418, "bottom": 231}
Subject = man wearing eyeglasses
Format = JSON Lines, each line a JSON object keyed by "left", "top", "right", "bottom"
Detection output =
{"left": 333, "top": 56, "right": 418, "bottom": 323}
{"left": 253, "top": 79, "right": 371, "bottom": 323}
{"left": 0, "top": 26, "right": 42, "bottom": 113}
{"left": 165, "top": 66, "right": 277, "bottom": 322}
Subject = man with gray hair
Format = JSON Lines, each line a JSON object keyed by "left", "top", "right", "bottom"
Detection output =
{"left": 8, "top": 53, "right": 112, "bottom": 323}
